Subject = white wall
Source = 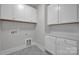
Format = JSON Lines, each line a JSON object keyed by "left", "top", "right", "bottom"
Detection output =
{"left": 34, "top": 5, "right": 46, "bottom": 48}
{"left": 0, "top": 4, "right": 37, "bottom": 51}
{"left": 0, "top": 21, "right": 36, "bottom": 51}
{"left": 49, "top": 23, "right": 79, "bottom": 34}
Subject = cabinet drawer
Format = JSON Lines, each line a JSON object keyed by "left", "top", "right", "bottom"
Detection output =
{"left": 57, "top": 37, "right": 77, "bottom": 55}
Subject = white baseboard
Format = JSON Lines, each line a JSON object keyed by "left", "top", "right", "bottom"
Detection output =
{"left": 0, "top": 45, "right": 26, "bottom": 55}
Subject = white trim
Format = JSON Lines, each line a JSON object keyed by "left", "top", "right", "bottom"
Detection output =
{"left": 0, "top": 45, "right": 26, "bottom": 55}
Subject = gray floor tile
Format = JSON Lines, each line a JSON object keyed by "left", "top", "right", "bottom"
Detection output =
{"left": 8, "top": 45, "right": 48, "bottom": 55}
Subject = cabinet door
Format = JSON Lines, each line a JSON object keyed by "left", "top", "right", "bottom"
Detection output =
{"left": 0, "top": 32, "right": 1, "bottom": 51}
{"left": 45, "top": 36, "right": 56, "bottom": 54}
{"left": 47, "top": 4, "right": 58, "bottom": 25}
{"left": 0, "top": 4, "right": 14, "bottom": 20}
{"left": 59, "top": 4, "right": 77, "bottom": 23}
{"left": 24, "top": 5, "right": 37, "bottom": 23}
{"left": 14, "top": 4, "right": 25, "bottom": 21}
{"left": 30, "top": 8, "right": 37, "bottom": 23}
{"left": 0, "top": 4, "right": 1, "bottom": 19}
{"left": 78, "top": 4, "right": 79, "bottom": 22}
{"left": 56, "top": 38, "right": 77, "bottom": 55}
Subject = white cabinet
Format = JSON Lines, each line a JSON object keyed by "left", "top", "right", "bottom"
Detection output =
{"left": 77, "top": 4, "right": 79, "bottom": 22}
{"left": 56, "top": 38, "right": 77, "bottom": 55}
{"left": 0, "top": 5, "right": 1, "bottom": 18}
{"left": 0, "top": 4, "right": 37, "bottom": 23}
{"left": 14, "top": 5, "right": 25, "bottom": 21}
{"left": 45, "top": 35, "right": 77, "bottom": 55}
{"left": 0, "top": 32, "right": 1, "bottom": 51}
{"left": 47, "top": 4, "right": 58, "bottom": 25}
{"left": 0, "top": 31, "right": 2, "bottom": 51}
{"left": 59, "top": 4, "right": 77, "bottom": 23}
{"left": 14, "top": 5, "right": 37, "bottom": 23}
{"left": 47, "top": 4, "right": 77, "bottom": 25}
{"left": 24, "top": 5, "right": 37, "bottom": 23}
{"left": 0, "top": 4, "right": 14, "bottom": 20}
{"left": 45, "top": 36, "right": 56, "bottom": 54}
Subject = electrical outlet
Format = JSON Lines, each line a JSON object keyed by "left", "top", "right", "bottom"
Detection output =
{"left": 25, "top": 33, "right": 28, "bottom": 35}
{"left": 11, "top": 31, "right": 17, "bottom": 34}
{"left": 26, "top": 38, "right": 32, "bottom": 47}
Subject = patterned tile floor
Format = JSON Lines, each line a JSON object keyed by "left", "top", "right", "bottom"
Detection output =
{"left": 8, "top": 45, "right": 49, "bottom": 55}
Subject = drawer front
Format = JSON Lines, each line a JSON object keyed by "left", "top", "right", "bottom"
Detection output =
{"left": 57, "top": 38, "right": 77, "bottom": 55}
